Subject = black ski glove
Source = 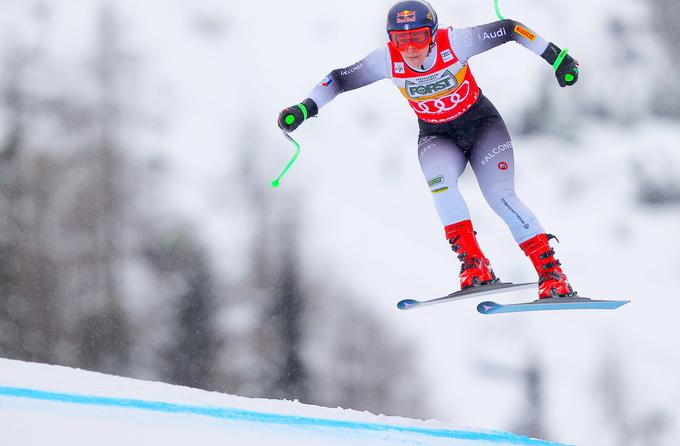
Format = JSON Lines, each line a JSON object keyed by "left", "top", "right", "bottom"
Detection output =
{"left": 555, "top": 55, "right": 579, "bottom": 87}
{"left": 277, "top": 98, "right": 318, "bottom": 132}
{"left": 541, "top": 42, "right": 579, "bottom": 88}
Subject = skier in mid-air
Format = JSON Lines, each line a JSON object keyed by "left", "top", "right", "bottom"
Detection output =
{"left": 278, "top": 0, "right": 580, "bottom": 300}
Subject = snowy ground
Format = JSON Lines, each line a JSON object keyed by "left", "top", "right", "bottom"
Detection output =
{"left": 0, "top": 358, "right": 566, "bottom": 446}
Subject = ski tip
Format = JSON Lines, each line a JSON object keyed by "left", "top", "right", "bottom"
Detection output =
{"left": 477, "top": 301, "right": 500, "bottom": 314}
{"left": 397, "top": 299, "right": 419, "bottom": 310}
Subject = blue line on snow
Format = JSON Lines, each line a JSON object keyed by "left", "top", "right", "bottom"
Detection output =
{"left": 0, "top": 386, "right": 569, "bottom": 445}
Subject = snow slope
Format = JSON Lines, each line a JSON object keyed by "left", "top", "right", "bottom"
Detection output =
{"left": 0, "top": 358, "right": 566, "bottom": 446}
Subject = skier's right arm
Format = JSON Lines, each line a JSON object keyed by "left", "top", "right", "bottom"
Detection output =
{"left": 278, "top": 47, "right": 390, "bottom": 133}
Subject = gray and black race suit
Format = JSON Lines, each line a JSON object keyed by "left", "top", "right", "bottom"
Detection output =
{"left": 309, "top": 19, "right": 554, "bottom": 243}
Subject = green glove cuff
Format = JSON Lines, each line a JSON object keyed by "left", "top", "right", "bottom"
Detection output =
{"left": 553, "top": 48, "right": 569, "bottom": 72}
{"left": 296, "top": 103, "right": 309, "bottom": 121}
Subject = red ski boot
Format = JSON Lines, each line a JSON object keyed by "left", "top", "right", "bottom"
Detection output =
{"left": 520, "top": 233, "right": 576, "bottom": 299}
{"left": 445, "top": 220, "right": 499, "bottom": 289}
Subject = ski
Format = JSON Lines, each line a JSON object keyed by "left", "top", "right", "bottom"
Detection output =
{"left": 477, "top": 296, "right": 630, "bottom": 315}
{"left": 397, "top": 282, "right": 537, "bottom": 311}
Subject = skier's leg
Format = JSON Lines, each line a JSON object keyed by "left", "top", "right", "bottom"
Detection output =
{"left": 468, "top": 117, "right": 544, "bottom": 244}
{"left": 417, "top": 134, "right": 470, "bottom": 225}
{"left": 418, "top": 135, "right": 498, "bottom": 288}
{"left": 469, "top": 118, "right": 574, "bottom": 298}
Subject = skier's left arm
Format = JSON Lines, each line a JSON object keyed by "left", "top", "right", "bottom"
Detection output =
{"left": 278, "top": 47, "right": 390, "bottom": 132}
{"left": 449, "top": 19, "right": 579, "bottom": 87}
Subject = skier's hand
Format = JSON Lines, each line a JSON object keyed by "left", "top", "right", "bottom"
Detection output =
{"left": 542, "top": 43, "right": 579, "bottom": 88}
{"left": 278, "top": 105, "right": 306, "bottom": 132}
{"left": 277, "top": 98, "right": 318, "bottom": 133}
{"left": 555, "top": 54, "right": 579, "bottom": 88}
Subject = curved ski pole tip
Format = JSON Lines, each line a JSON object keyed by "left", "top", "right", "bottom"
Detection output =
{"left": 272, "top": 131, "right": 301, "bottom": 188}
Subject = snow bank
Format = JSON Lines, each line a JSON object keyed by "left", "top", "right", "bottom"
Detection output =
{"left": 0, "top": 358, "right": 567, "bottom": 446}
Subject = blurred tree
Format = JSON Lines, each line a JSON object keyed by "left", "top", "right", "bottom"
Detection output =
{"left": 631, "top": 158, "right": 680, "bottom": 207}
{"left": 147, "top": 233, "right": 223, "bottom": 390}
{"left": 476, "top": 354, "right": 549, "bottom": 441}
{"left": 62, "top": 3, "right": 134, "bottom": 374}
{"left": 595, "top": 348, "right": 670, "bottom": 446}
{"left": 512, "top": 356, "right": 548, "bottom": 440}
{"left": 0, "top": 1, "right": 224, "bottom": 387}
{"left": 305, "top": 283, "right": 425, "bottom": 418}
{"left": 224, "top": 119, "right": 283, "bottom": 397}
{"left": 648, "top": 0, "right": 680, "bottom": 119}
{"left": 0, "top": 30, "right": 62, "bottom": 364}
{"left": 266, "top": 213, "right": 309, "bottom": 402}
{"left": 0, "top": 46, "right": 33, "bottom": 360}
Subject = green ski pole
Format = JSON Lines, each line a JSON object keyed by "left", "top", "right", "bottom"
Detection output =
{"left": 494, "top": 0, "right": 505, "bottom": 20}
{"left": 271, "top": 131, "right": 301, "bottom": 188}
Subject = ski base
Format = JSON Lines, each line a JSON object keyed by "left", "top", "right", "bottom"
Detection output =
{"left": 477, "top": 296, "right": 630, "bottom": 315}
{"left": 397, "top": 282, "right": 537, "bottom": 311}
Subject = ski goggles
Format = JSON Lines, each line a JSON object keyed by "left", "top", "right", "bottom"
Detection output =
{"left": 389, "top": 28, "right": 432, "bottom": 51}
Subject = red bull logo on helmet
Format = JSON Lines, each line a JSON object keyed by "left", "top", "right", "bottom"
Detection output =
{"left": 396, "top": 9, "right": 416, "bottom": 23}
